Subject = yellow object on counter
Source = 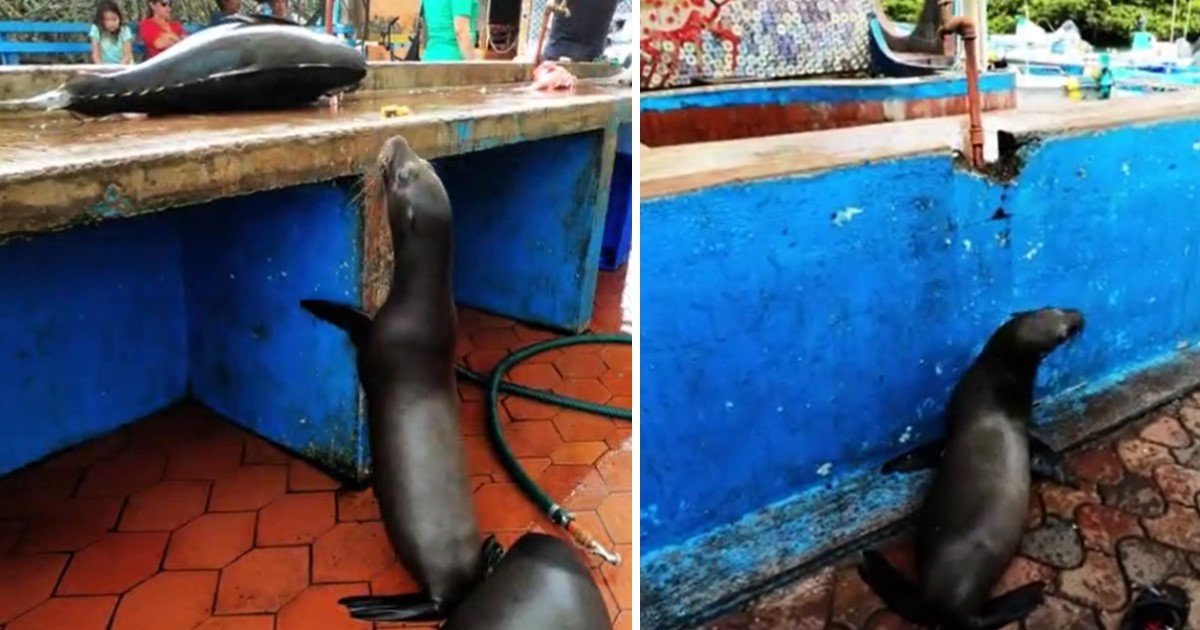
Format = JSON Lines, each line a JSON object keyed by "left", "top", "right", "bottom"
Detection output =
{"left": 381, "top": 105, "right": 412, "bottom": 118}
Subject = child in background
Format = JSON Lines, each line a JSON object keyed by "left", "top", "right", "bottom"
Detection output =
{"left": 89, "top": 1, "right": 134, "bottom": 65}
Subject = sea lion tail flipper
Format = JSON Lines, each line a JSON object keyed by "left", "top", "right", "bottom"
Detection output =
{"left": 481, "top": 534, "right": 506, "bottom": 572}
{"left": 1029, "top": 436, "right": 1082, "bottom": 489}
{"left": 337, "top": 593, "right": 444, "bottom": 621}
{"left": 972, "top": 581, "right": 1045, "bottom": 629}
{"left": 299, "top": 299, "right": 372, "bottom": 347}
{"left": 881, "top": 439, "right": 944, "bottom": 474}
{"left": 856, "top": 550, "right": 930, "bottom": 625}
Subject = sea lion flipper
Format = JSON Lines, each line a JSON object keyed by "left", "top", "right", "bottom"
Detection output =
{"left": 337, "top": 593, "right": 444, "bottom": 621}
{"left": 880, "top": 440, "right": 944, "bottom": 474}
{"left": 856, "top": 550, "right": 930, "bottom": 625}
{"left": 481, "top": 534, "right": 506, "bottom": 571}
{"left": 972, "top": 581, "right": 1045, "bottom": 629}
{"left": 300, "top": 299, "right": 372, "bottom": 347}
{"left": 1028, "top": 437, "right": 1082, "bottom": 489}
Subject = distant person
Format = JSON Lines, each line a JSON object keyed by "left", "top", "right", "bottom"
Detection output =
{"left": 138, "top": 0, "right": 185, "bottom": 59}
{"left": 542, "top": 0, "right": 619, "bottom": 62}
{"left": 422, "top": 0, "right": 478, "bottom": 61}
{"left": 209, "top": 0, "right": 241, "bottom": 26}
{"left": 256, "top": 0, "right": 292, "bottom": 20}
{"left": 89, "top": 1, "right": 134, "bottom": 64}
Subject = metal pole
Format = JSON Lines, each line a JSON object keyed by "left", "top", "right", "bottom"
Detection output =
{"left": 1172, "top": 0, "right": 1179, "bottom": 42}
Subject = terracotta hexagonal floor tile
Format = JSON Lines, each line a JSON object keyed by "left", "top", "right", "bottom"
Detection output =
{"left": 552, "top": 353, "right": 608, "bottom": 379}
{"left": 600, "top": 547, "right": 632, "bottom": 609}
{"left": 0, "top": 519, "right": 23, "bottom": 554}
{"left": 551, "top": 410, "right": 622, "bottom": 444}
{"left": 75, "top": 450, "right": 167, "bottom": 498}
{"left": 0, "top": 553, "right": 68, "bottom": 623}
{"left": 595, "top": 444, "right": 632, "bottom": 491}
{"left": 164, "top": 434, "right": 245, "bottom": 481}
{"left": 613, "top": 610, "right": 632, "bottom": 630}
{"left": 5, "top": 595, "right": 117, "bottom": 630}
{"left": 597, "top": 346, "right": 631, "bottom": 371}
{"left": 276, "top": 582, "right": 373, "bottom": 630}
{"left": 209, "top": 465, "right": 288, "bottom": 512}
{"left": 501, "top": 396, "right": 559, "bottom": 421}
{"left": 499, "top": 421, "right": 564, "bottom": 458}
{"left": 57, "top": 532, "right": 168, "bottom": 595}
{"left": 508, "top": 363, "right": 562, "bottom": 390}
{"left": 469, "top": 328, "right": 521, "bottom": 353}
{"left": 164, "top": 511, "right": 256, "bottom": 569}
{"left": 311, "top": 521, "right": 395, "bottom": 583}
{"left": 464, "top": 435, "right": 504, "bottom": 476}
{"left": 600, "top": 369, "right": 631, "bottom": 398}
{"left": 288, "top": 460, "right": 342, "bottom": 492}
{"left": 473, "top": 483, "right": 545, "bottom": 531}
{"left": 215, "top": 546, "right": 310, "bottom": 614}
{"left": 119, "top": 480, "right": 210, "bottom": 531}
{"left": 15, "top": 496, "right": 124, "bottom": 553}
{"left": 597, "top": 492, "right": 632, "bottom": 545}
{"left": 0, "top": 462, "right": 82, "bottom": 510}
{"left": 457, "top": 401, "right": 487, "bottom": 436}
{"left": 336, "top": 488, "right": 380, "bottom": 522}
{"left": 110, "top": 570, "right": 218, "bottom": 630}
{"left": 258, "top": 492, "right": 336, "bottom": 546}
{"left": 545, "top": 465, "right": 606, "bottom": 510}
{"left": 465, "top": 349, "right": 506, "bottom": 373}
{"left": 243, "top": 436, "right": 290, "bottom": 465}
{"left": 369, "top": 563, "right": 420, "bottom": 594}
{"left": 550, "top": 441, "right": 609, "bottom": 466}
{"left": 194, "top": 615, "right": 275, "bottom": 630}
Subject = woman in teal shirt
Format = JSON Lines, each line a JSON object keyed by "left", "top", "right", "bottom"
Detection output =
{"left": 422, "top": 0, "right": 477, "bottom": 61}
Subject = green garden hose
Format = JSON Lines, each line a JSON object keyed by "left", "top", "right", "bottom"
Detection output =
{"left": 454, "top": 332, "right": 632, "bottom": 565}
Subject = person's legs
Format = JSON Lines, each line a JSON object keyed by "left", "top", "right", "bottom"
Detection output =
{"left": 541, "top": 0, "right": 618, "bottom": 61}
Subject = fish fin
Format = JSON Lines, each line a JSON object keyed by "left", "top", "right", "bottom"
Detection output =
{"left": 299, "top": 299, "right": 372, "bottom": 348}
{"left": 880, "top": 439, "right": 943, "bottom": 474}
{"left": 857, "top": 550, "right": 931, "bottom": 625}
{"left": 337, "top": 593, "right": 445, "bottom": 621}
{"left": 220, "top": 13, "right": 304, "bottom": 27}
{"left": 971, "top": 581, "right": 1045, "bottom": 629}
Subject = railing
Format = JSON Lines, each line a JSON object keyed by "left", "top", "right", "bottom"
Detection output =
{"left": 0, "top": 20, "right": 355, "bottom": 65}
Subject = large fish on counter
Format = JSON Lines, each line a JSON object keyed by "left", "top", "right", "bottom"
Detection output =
{"left": 5, "top": 15, "right": 367, "bottom": 116}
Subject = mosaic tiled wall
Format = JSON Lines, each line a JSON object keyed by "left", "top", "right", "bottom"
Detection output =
{"left": 640, "top": 0, "right": 875, "bottom": 90}
{"left": 522, "top": 0, "right": 633, "bottom": 58}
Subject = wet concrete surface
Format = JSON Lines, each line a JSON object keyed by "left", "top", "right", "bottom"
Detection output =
{"left": 0, "top": 82, "right": 628, "bottom": 178}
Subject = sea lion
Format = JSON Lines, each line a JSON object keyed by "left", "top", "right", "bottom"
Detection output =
{"left": 4, "top": 15, "right": 365, "bottom": 116}
{"left": 859, "top": 307, "right": 1085, "bottom": 629}
{"left": 300, "top": 135, "right": 484, "bottom": 620}
{"left": 440, "top": 533, "right": 610, "bottom": 630}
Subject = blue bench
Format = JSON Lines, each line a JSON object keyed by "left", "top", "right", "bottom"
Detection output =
{"left": 0, "top": 20, "right": 355, "bottom": 65}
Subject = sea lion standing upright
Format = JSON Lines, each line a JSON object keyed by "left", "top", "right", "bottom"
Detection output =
{"left": 301, "top": 135, "right": 485, "bottom": 619}
{"left": 859, "top": 308, "right": 1085, "bottom": 629}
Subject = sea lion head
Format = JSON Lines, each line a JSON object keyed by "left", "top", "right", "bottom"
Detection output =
{"left": 375, "top": 135, "right": 451, "bottom": 240}
{"left": 1000, "top": 307, "right": 1085, "bottom": 357}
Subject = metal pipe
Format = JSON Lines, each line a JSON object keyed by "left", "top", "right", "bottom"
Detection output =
{"left": 533, "top": 0, "right": 570, "bottom": 65}
{"left": 938, "top": 0, "right": 955, "bottom": 56}
{"left": 325, "top": 0, "right": 334, "bottom": 34}
{"left": 942, "top": 16, "right": 984, "bottom": 169}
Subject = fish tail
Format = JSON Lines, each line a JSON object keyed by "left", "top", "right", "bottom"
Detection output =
{"left": 0, "top": 89, "right": 69, "bottom": 112}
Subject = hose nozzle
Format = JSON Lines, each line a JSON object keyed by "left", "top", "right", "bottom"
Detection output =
{"left": 566, "top": 520, "right": 621, "bottom": 565}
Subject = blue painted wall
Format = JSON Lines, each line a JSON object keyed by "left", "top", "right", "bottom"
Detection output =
{"left": 0, "top": 214, "right": 187, "bottom": 475}
{"left": 181, "top": 182, "right": 364, "bottom": 474}
{"left": 641, "top": 119, "right": 1200, "bottom": 615}
{"left": 639, "top": 72, "right": 1016, "bottom": 113}
{"left": 437, "top": 131, "right": 609, "bottom": 331}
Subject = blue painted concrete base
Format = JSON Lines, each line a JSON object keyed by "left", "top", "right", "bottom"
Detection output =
{"left": 438, "top": 131, "right": 612, "bottom": 332}
{"left": 641, "top": 466, "right": 928, "bottom": 629}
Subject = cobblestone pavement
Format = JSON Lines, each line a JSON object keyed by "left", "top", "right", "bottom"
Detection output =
{"left": 704, "top": 392, "right": 1200, "bottom": 629}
